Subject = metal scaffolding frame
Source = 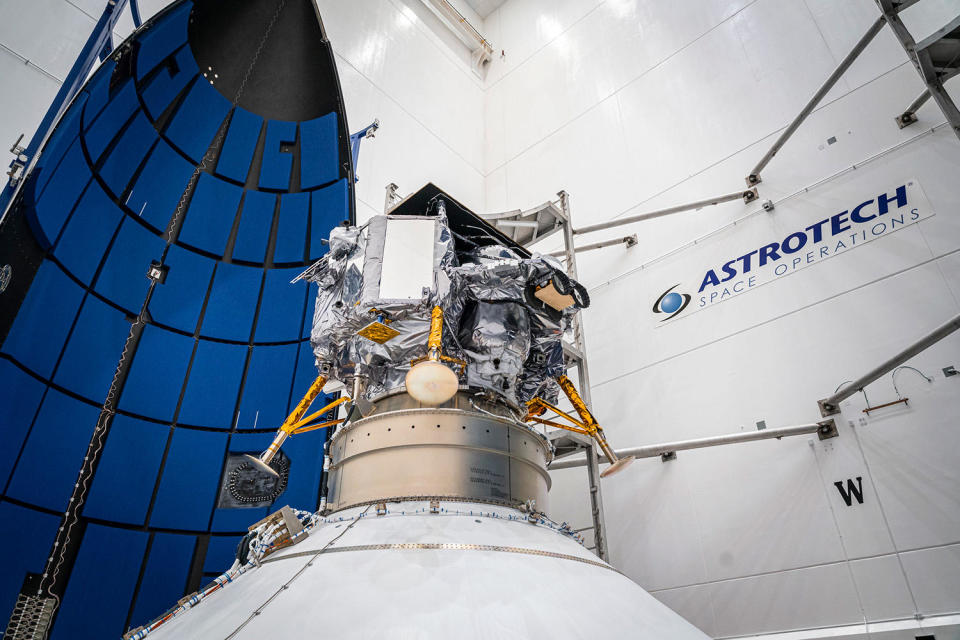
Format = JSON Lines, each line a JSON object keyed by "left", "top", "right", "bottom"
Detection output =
{"left": 878, "top": 1, "right": 960, "bottom": 138}
{"left": 384, "top": 185, "right": 619, "bottom": 560}
{"left": 554, "top": 191, "right": 610, "bottom": 561}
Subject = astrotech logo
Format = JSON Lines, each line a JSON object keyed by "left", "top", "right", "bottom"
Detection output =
{"left": 652, "top": 285, "right": 691, "bottom": 321}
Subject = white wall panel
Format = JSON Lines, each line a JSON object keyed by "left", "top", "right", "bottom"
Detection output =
{"left": 709, "top": 562, "right": 863, "bottom": 637}
{"left": 5, "top": 0, "right": 960, "bottom": 636}
{"left": 848, "top": 555, "right": 917, "bottom": 622}
{"left": 900, "top": 543, "right": 960, "bottom": 616}
{"left": 0, "top": 0, "right": 93, "bottom": 79}
{"left": 854, "top": 370, "right": 960, "bottom": 551}
{"left": 603, "top": 454, "right": 708, "bottom": 590}
{"left": 801, "top": 0, "right": 908, "bottom": 90}
{"left": 337, "top": 54, "right": 484, "bottom": 214}
{"left": 0, "top": 53, "right": 61, "bottom": 157}
{"left": 318, "top": 0, "right": 485, "bottom": 173}
{"left": 482, "top": 0, "right": 603, "bottom": 86}
{"left": 652, "top": 584, "right": 718, "bottom": 638}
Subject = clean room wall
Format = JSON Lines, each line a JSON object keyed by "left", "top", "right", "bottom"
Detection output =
{"left": 4, "top": 0, "right": 960, "bottom": 637}
{"left": 480, "top": 0, "right": 960, "bottom": 637}
{"left": 0, "top": 0, "right": 487, "bottom": 222}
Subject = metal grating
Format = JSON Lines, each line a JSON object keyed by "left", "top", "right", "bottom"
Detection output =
{"left": 4, "top": 575, "right": 55, "bottom": 640}
{"left": 481, "top": 201, "right": 565, "bottom": 246}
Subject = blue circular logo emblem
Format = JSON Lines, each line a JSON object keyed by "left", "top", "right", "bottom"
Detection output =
{"left": 652, "top": 285, "right": 691, "bottom": 321}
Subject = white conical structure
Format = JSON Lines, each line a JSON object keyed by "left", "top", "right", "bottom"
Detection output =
{"left": 143, "top": 501, "right": 710, "bottom": 639}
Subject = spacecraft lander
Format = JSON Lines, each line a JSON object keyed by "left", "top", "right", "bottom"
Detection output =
{"left": 0, "top": 0, "right": 709, "bottom": 634}
{"left": 126, "top": 184, "right": 707, "bottom": 639}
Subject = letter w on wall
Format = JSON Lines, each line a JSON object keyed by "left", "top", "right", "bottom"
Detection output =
{"left": 834, "top": 476, "right": 865, "bottom": 506}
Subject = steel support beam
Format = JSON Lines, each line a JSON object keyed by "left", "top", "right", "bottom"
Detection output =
{"left": 548, "top": 234, "right": 637, "bottom": 258}
{"left": 819, "top": 311, "right": 960, "bottom": 416}
{"left": 557, "top": 190, "right": 609, "bottom": 562}
{"left": 746, "top": 15, "right": 887, "bottom": 186}
{"left": 549, "top": 422, "right": 834, "bottom": 470}
{"left": 572, "top": 189, "right": 757, "bottom": 236}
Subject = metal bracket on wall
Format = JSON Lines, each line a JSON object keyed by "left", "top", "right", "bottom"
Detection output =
{"left": 818, "top": 312, "right": 960, "bottom": 417}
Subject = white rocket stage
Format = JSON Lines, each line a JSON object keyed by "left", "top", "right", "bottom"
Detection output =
{"left": 144, "top": 500, "right": 708, "bottom": 639}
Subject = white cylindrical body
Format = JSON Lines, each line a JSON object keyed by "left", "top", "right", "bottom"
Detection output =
{"left": 146, "top": 500, "right": 710, "bottom": 639}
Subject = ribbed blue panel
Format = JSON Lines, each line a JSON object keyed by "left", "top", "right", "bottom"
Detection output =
{"left": 80, "top": 59, "right": 117, "bottom": 128}
{"left": 3, "top": 1, "right": 355, "bottom": 628}
{"left": 54, "top": 295, "right": 130, "bottom": 401}
{"left": 203, "top": 535, "right": 242, "bottom": 574}
{"left": 232, "top": 189, "right": 275, "bottom": 262}
{"left": 135, "top": 2, "right": 191, "bottom": 80}
{"left": 302, "top": 288, "right": 314, "bottom": 340}
{"left": 141, "top": 45, "right": 199, "bottom": 121}
{"left": 83, "top": 82, "right": 138, "bottom": 164}
{"left": 300, "top": 112, "right": 339, "bottom": 189}
{"left": 178, "top": 339, "right": 247, "bottom": 427}
{"left": 211, "top": 505, "right": 268, "bottom": 533}
{"left": 255, "top": 267, "right": 306, "bottom": 342}
{"left": 0, "top": 362, "right": 46, "bottom": 487}
{"left": 2, "top": 262, "right": 84, "bottom": 377}
{"left": 119, "top": 324, "right": 194, "bottom": 421}
{"left": 293, "top": 338, "right": 319, "bottom": 396}
{"left": 164, "top": 80, "right": 231, "bottom": 163}
{"left": 274, "top": 192, "right": 308, "bottom": 262}
{"left": 127, "top": 138, "right": 196, "bottom": 232}
{"left": 0, "top": 504, "right": 59, "bottom": 618}
{"left": 216, "top": 106, "right": 263, "bottom": 183}
{"left": 100, "top": 113, "right": 156, "bottom": 196}
{"left": 95, "top": 217, "right": 165, "bottom": 312}
{"left": 130, "top": 533, "right": 195, "bottom": 626}
{"left": 310, "top": 178, "right": 349, "bottom": 259}
{"left": 150, "top": 428, "right": 227, "bottom": 529}
{"left": 236, "top": 344, "right": 298, "bottom": 428}
{"left": 178, "top": 172, "right": 243, "bottom": 255}
{"left": 277, "top": 430, "right": 326, "bottom": 509}
{"left": 84, "top": 415, "right": 169, "bottom": 524}
{"left": 51, "top": 524, "right": 148, "bottom": 640}
{"left": 32, "top": 140, "right": 90, "bottom": 248}
{"left": 54, "top": 180, "right": 123, "bottom": 284}
{"left": 147, "top": 244, "right": 214, "bottom": 333}
{"left": 34, "top": 93, "right": 88, "bottom": 198}
{"left": 6, "top": 390, "right": 100, "bottom": 511}
{"left": 258, "top": 120, "right": 296, "bottom": 190}
{"left": 200, "top": 263, "right": 262, "bottom": 341}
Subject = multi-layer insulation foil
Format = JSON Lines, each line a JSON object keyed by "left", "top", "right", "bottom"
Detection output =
{"left": 308, "top": 206, "right": 580, "bottom": 407}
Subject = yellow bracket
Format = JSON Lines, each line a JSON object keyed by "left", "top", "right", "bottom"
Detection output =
{"left": 291, "top": 418, "right": 344, "bottom": 435}
{"left": 527, "top": 375, "right": 636, "bottom": 478}
{"left": 286, "top": 395, "right": 352, "bottom": 434}
{"left": 251, "top": 373, "right": 350, "bottom": 474}
{"left": 284, "top": 374, "right": 329, "bottom": 429}
{"left": 526, "top": 416, "right": 590, "bottom": 435}
{"left": 409, "top": 306, "right": 467, "bottom": 375}
{"left": 555, "top": 375, "right": 598, "bottom": 428}
{"left": 428, "top": 305, "right": 443, "bottom": 352}
{"left": 524, "top": 397, "right": 593, "bottom": 434}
